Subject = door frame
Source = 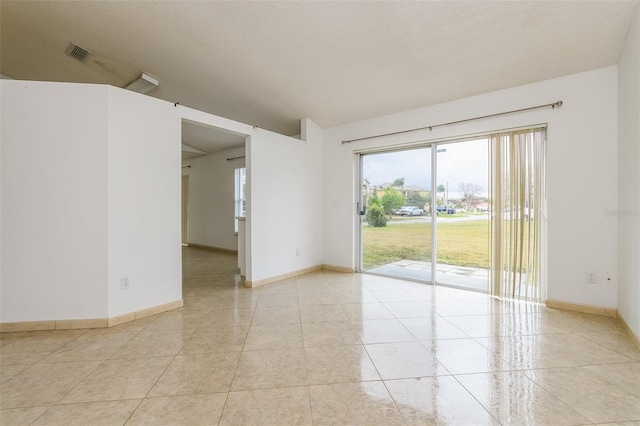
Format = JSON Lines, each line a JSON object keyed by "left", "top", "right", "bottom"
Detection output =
{"left": 356, "top": 144, "right": 436, "bottom": 282}
{"left": 181, "top": 174, "right": 189, "bottom": 245}
{"left": 356, "top": 138, "right": 490, "bottom": 292}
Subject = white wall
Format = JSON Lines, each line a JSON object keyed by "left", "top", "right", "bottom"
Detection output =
{"left": 0, "top": 80, "right": 327, "bottom": 322}
{"left": 106, "top": 87, "right": 182, "bottom": 318}
{"left": 246, "top": 119, "right": 324, "bottom": 282}
{"left": 1, "top": 81, "right": 109, "bottom": 321}
{"left": 0, "top": 80, "right": 183, "bottom": 323}
{"left": 181, "top": 146, "right": 245, "bottom": 251}
{"left": 323, "top": 67, "right": 619, "bottom": 308}
{"left": 618, "top": 8, "right": 640, "bottom": 339}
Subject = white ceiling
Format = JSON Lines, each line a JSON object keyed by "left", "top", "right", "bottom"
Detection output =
{"left": 2, "top": 1, "right": 638, "bottom": 137}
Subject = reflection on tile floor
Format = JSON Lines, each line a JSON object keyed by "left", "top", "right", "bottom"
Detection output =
{"left": 1, "top": 246, "right": 639, "bottom": 425}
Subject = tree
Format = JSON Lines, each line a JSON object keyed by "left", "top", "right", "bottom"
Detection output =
{"left": 392, "top": 177, "right": 405, "bottom": 191}
{"left": 365, "top": 204, "right": 387, "bottom": 227}
{"left": 380, "top": 188, "right": 406, "bottom": 215}
{"left": 406, "top": 192, "right": 428, "bottom": 209}
{"left": 369, "top": 189, "right": 380, "bottom": 206}
{"left": 459, "top": 182, "right": 483, "bottom": 211}
{"left": 436, "top": 184, "right": 446, "bottom": 206}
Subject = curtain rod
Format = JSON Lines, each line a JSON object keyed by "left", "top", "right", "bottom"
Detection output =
{"left": 226, "top": 155, "right": 246, "bottom": 161}
{"left": 341, "top": 100, "right": 563, "bottom": 144}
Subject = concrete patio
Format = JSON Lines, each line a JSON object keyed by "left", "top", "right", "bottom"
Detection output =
{"left": 367, "top": 260, "right": 489, "bottom": 291}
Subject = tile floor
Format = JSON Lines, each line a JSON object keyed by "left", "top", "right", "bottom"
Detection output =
{"left": 1, "top": 246, "right": 639, "bottom": 425}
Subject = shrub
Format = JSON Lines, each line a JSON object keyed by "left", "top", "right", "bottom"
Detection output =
{"left": 366, "top": 204, "right": 388, "bottom": 227}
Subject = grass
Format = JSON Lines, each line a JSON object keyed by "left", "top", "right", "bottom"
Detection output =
{"left": 362, "top": 219, "right": 490, "bottom": 270}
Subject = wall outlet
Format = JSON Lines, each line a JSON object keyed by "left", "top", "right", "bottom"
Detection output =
{"left": 605, "top": 273, "right": 613, "bottom": 284}
{"left": 120, "top": 277, "right": 131, "bottom": 290}
{"left": 586, "top": 272, "right": 597, "bottom": 284}
{"left": 295, "top": 248, "right": 300, "bottom": 257}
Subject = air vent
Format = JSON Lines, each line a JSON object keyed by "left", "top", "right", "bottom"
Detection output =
{"left": 65, "top": 43, "right": 91, "bottom": 63}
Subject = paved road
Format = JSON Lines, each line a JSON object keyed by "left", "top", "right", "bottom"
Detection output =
{"left": 382, "top": 214, "right": 489, "bottom": 224}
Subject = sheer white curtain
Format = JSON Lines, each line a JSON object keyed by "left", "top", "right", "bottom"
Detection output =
{"left": 490, "top": 127, "right": 546, "bottom": 301}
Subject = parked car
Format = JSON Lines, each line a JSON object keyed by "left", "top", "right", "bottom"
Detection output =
{"left": 397, "top": 206, "right": 424, "bottom": 216}
{"left": 436, "top": 205, "right": 456, "bottom": 214}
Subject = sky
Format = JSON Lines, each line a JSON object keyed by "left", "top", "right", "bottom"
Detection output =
{"left": 362, "top": 138, "right": 489, "bottom": 199}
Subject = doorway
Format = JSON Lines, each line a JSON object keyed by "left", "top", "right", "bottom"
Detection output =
{"left": 180, "top": 118, "right": 248, "bottom": 294}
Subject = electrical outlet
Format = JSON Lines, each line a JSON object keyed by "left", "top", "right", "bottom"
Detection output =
{"left": 586, "top": 272, "right": 597, "bottom": 284}
{"left": 606, "top": 273, "right": 613, "bottom": 284}
{"left": 120, "top": 277, "right": 131, "bottom": 290}
{"left": 295, "top": 248, "right": 300, "bottom": 257}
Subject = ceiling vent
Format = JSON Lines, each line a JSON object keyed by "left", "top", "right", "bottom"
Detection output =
{"left": 65, "top": 43, "right": 91, "bottom": 63}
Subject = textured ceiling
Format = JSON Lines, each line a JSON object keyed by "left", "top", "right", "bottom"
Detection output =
{"left": 1, "top": 1, "right": 638, "bottom": 136}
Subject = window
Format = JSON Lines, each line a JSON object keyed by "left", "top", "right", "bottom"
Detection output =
{"left": 234, "top": 167, "right": 246, "bottom": 233}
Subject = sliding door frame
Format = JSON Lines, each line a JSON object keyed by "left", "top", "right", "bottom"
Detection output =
{"left": 357, "top": 154, "right": 365, "bottom": 271}
{"left": 356, "top": 144, "right": 435, "bottom": 282}
{"left": 355, "top": 124, "right": 546, "bottom": 295}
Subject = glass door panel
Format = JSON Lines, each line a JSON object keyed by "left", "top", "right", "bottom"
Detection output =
{"left": 360, "top": 147, "right": 432, "bottom": 282}
{"left": 435, "top": 139, "right": 490, "bottom": 291}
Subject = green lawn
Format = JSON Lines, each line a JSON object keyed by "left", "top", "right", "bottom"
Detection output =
{"left": 362, "top": 219, "right": 490, "bottom": 270}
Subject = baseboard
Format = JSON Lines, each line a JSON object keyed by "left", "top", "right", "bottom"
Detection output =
{"left": 0, "top": 299, "right": 184, "bottom": 333}
{"left": 108, "top": 313, "right": 136, "bottom": 327}
{"left": 187, "top": 243, "right": 238, "bottom": 255}
{"left": 618, "top": 313, "right": 640, "bottom": 351}
{"left": 322, "top": 264, "right": 355, "bottom": 273}
{"left": 245, "top": 264, "right": 356, "bottom": 288}
{"left": 546, "top": 299, "right": 618, "bottom": 318}
{"left": 132, "top": 299, "right": 184, "bottom": 320}
{"left": 245, "top": 265, "right": 323, "bottom": 288}
{"left": 0, "top": 320, "right": 58, "bottom": 333}
{"left": 55, "top": 318, "right": 109, "bottom": 330}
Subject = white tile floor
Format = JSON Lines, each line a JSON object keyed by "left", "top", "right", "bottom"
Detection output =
{"left": 1, "top": 246, "right": 639, "bottom": 425}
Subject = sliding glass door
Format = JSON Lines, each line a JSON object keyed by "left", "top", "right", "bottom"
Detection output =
{"left": 360, "top": 147, "right": 433, "bottom": 282}
{"left": 358, "top": 128, "right": 545, "bottom": 299}
{"left": 359, "top": 139, "right": 490, "bottom": 292}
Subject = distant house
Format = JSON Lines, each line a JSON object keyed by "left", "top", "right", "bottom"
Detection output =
{"left": 474, "top": 201, "right": 490, "bottom": 211}
{"left": 372, "top": 182, "right": 431, "bottom": 211}
{"left": 374, "top": 182, "right": 430, "bottom": 199}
